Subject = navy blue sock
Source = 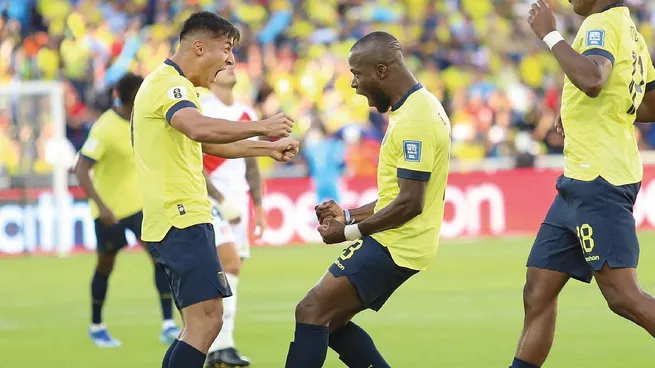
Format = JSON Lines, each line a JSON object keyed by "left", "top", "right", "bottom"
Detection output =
{"left": 155, "top": 265, "right": 173, "bottom": 321}
{"left": 284, "top": 323, "right": 329, "bottom": 368}
{"left": 169, "top": 340, "right": 206, "bottom": 368}
{"left": 91, "top": 270, "right": 109, "bottom": 324}
{"left": 329, "top": 322, "right": 389, "bottom": 368}
{"left": 162, "top": 339, "right": 179, "bottom": 368}
{"left": 510, "top": 357, "right": 540, "bottom": 368}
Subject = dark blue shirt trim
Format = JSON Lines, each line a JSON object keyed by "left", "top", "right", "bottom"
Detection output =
{"left": 601, "top": 2, "right": 625, "bottom": 12}
{"left": 166, "top": 100, "right": 196, "bottom": 124}
{"left": 164, "top": 58, "right": 185, "bottom": 77}
{"left": 646, "top": 80, "right": 655, "bottom": 93}
{"left": 397, "top": 168, "right": 430, "bottom": 182}
{"left": 79, "top": 154, "right": 97, "bottom": 164}
{"left": 582, "top": 49, "right": 615, "bottom": 65}
{"left": 391, "top": 83, "right": 423, "bottom": 112}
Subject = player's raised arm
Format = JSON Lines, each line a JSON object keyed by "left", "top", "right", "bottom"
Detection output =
{"left": 528, "top": 0, "right": 613, "bottom": 98}
{"left": 170, "top": 106, "right": 294, "bottom": 143}
{"left": 202, "top": 137, "right": 299, "bottom": 162}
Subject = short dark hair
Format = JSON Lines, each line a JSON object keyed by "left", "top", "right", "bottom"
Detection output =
{"left": 179, "top": 11, "right": 240, "bottom": 44}
{"left": 351, "top": 31, "right": 401, "bottom": 53}
{"left": 115, "top": 72, "right": 144, "bottom": 107}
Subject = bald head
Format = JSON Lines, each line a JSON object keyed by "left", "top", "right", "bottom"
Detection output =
{"left": 348, "top": 32, "right": 410, "bottom": 113}
{"left": 349, "top": 31, "right": 404, "bottom": 68}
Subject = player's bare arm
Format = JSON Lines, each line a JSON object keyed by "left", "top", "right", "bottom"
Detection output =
{"left": 315, "top": 200, "right": 378, "bottom": 225}
{"left": 203, "top": 170, "right": 225, "bottom": 204}
{"left": 202, "top": 137, "right": 299, "bottom": 162}
{"left": 636, "top": 89, "right": 655, "bottom": 122}
{"left": 74, "top": 156, "right": 118, "bottom": 225}
{"left": 170, "top": 108, "right": 294, "bottom": 143}
{"left": 529, "top": 0, "right": 613, "bottom": 98}
{"left": 245, "top": 158, "right": 263, "bottom": 208}
{"left": 318, "top": 179, "right": 426, "bottom": 244}
{"left": 245, "top": 157, "right": 267, "bottom": 235}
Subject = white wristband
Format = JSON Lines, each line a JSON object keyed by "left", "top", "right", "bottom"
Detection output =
{"left": 543, "top": 31, "right": 564, "bottom": 50}
{"left": 344, "top": 224, "right": 362, "bottom": 242}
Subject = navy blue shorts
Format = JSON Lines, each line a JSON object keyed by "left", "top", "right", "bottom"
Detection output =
{"left": 528, "top": 175, "right": 641, "bottom": 283}
{"left": 94, "top": 211, "right": 142, "bottom": 254}
{"left": 144, "top": 224, "right": 232, "bottom": 310}
{"left": 328, "top": 236, "right": 418, "bottom": 311}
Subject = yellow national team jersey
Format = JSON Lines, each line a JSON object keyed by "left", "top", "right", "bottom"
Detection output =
{"left": 132, "top": 59, "right": 212, "bottom": 242}
{"left": 79, "top": 109, "right": 141, "bottom": 220}
{"left": 371, "top": 85, "right": 451, "bottom": 271}
{"left": 561, "top": 3, "right": 655, "bottom": 186}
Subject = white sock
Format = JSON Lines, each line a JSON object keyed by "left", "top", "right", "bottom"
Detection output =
{"left": 89, "top": 323, "right": 106, "bottom": 332}
{"left": 162, "top": 319, "right": 176, "bottom": 330}
{"left": 209, "top": 273, "right": 238, "bottom": 352}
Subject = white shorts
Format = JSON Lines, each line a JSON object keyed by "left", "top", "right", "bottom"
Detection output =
{"left": 212, "top": 203, "right": 251, "bottom": 258}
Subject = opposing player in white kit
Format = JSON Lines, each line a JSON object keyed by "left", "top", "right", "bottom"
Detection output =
{"left": 201, "top": 64, "right": 267, "bottom": 368}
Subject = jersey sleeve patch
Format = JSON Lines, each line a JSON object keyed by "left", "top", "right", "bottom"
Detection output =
{"left": 167, "top": 86, "right": 188, "bottom": 100}
{"left": 585, "top": 30, "right": 605, "bottom": 47}
{"left": 403, "top": 140, "right": 422, "bottom": 162}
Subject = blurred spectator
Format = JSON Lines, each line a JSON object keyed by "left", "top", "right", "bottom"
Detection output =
{"left": 0, "top": 0, "right": 654, "bottom": 178}
{"left": 302, "top": 119, "right": 347, "bottom": 203}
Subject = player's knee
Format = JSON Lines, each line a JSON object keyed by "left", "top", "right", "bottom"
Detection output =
{"left": 96, "top": 255, "right": 116, "bottom": 275}
{"left": 295, "top": 293, "right": 329, "bottom": 326}
{"left": 604, "top": 289, "right": 640, "bottom": 318}
{"left": 522, "top": 282, "right": 557, "bottom": 316}
{"left": 185, "top": 300, "right": 224, "bottom": 337}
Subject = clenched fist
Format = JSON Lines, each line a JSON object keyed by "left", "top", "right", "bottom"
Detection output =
{"left": 269, "top": 137, "right": 299, "bottom": 162}
{"left": 315, "top": 200, "right": 345, "bottom": 224}
{"left": 260, "top": 113, "right": 294, "bottom": 138}
{"left": 528, "top": 0, "right": 557, "bottom": 39}
{"left": 317, "top": 217, "right": 347, "bottom": 244}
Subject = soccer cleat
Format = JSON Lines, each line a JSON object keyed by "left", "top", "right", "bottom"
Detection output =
{"left": 159, "top": 325, "right": 181, "bottom": 344}
{"left": 89, "top": 327, "right": 121, "bottom": 348}
{"left": 205, "top": 348, "right": 251, "bottom": 367}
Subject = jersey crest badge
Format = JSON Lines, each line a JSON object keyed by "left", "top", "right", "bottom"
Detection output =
{"left": 585, "top": 30, "right": 605, "bottom": 47}
{"left": 403, "top": 141, "right": 422, "bottom": 162}
{"left": 167, "top": 86, "right": 188, "bottom": 100}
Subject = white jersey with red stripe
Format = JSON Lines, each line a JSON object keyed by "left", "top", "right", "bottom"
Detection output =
{"left": 200, "top": 93, "right": 257, "bottom": 256}
{"left": 200, "top": 93, "right": 258, "bottom": 200}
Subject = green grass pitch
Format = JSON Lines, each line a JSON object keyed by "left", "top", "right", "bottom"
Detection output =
{"left": 2, "top": 234, "right": 655, "bottom": 367}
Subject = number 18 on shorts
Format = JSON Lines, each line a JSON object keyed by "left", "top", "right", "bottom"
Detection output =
{"left": 528, "top": 176, "right": 641, "bottom": 283}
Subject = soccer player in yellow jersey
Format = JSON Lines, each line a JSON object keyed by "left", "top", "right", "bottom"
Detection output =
{"left": 510, "top": 2, "right": 655, "bottom": 367}
{"left": 131, "top": 12, "right": 299, "bottom": 368}
{"left": 284, "top": 32, "right": 451, "bottom": 368}
{"left": 76, "top": 73, "right": 180, "bottom": 347}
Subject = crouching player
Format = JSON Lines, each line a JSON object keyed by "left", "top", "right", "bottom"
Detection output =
{"left": 284, "top": 31, "right": 451, "bottom": 368}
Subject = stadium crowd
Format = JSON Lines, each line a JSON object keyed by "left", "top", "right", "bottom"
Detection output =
{"left": 1, "top": 0, "right": 655, "bottom": 178}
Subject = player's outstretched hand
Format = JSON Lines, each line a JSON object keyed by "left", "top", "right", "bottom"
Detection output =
{"left": 528, "top": 0, "right": 556, "bottom": 39}
{"left": 315, "top": 200, "right": 345, "bottom": 224}
{"left": 317, "top": 217, "right": 347, "bottom": 244}
{"left": 269, "top": 137, "right": 299, "bottom": 162}
{"left": 554, "top": 114, "right": 564, "bottom": 136}
{"left": 261, "top": 113, "right": 294, "bottom": 138}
